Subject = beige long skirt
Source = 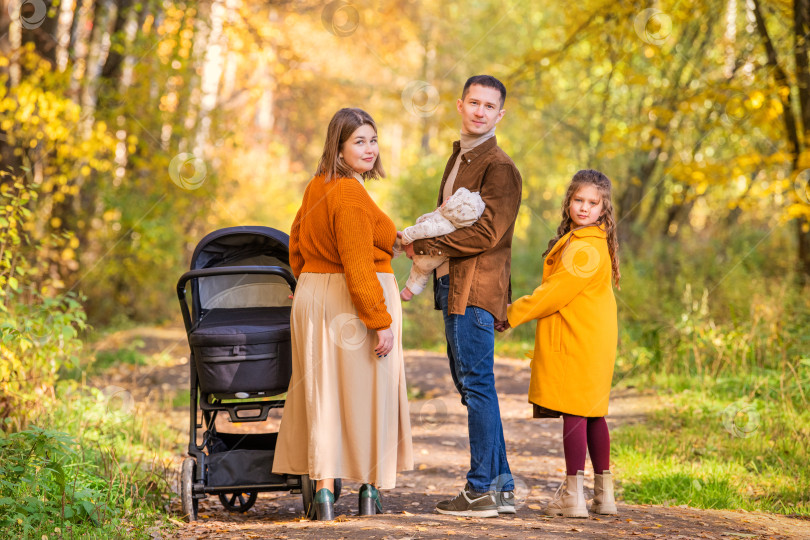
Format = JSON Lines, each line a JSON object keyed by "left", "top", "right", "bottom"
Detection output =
{"left": 271, "top": 272, "right": 413, "bottom": 489}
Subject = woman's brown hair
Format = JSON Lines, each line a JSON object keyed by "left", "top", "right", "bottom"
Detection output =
{"left": 543, "top": 169, "right": 621, "bottom": 287}
{"left": 316, "top": 108, "right": 385, "bottom": 182}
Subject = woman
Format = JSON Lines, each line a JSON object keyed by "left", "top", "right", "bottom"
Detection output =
{"left": 272, "top": 108, "right": 413, "bottom": 520}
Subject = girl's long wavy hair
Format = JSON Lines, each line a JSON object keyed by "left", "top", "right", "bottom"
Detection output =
{"left": 543, "top": 169, "right": 621, "bottom": 287}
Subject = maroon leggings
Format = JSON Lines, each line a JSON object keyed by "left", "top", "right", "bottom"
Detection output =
{"left": 562, "top": 414, "right": 611, "bottom": 475}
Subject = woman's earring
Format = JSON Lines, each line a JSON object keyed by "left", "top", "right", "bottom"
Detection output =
{"left": 339, "top": 153, "right": 343, "bottom": 160}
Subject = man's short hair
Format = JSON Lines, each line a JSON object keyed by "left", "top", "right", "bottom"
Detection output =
{"left": 461, "top": 75, "right": 506, "bottom": 108}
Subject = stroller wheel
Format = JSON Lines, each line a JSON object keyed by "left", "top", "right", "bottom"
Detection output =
{"left": 218, "top": 491, "right": 258, "bottom": 512}
{"left": 181, "top": 458, "right": 199, "bottom": 521}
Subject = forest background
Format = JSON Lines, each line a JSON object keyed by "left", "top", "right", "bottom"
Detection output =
{"left": 0, "top": 0, "right": 808, "bottom": 537}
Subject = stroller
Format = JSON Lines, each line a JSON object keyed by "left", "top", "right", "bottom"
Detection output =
{"left": 176, "top": 226, "right": 340, "bottom": 521}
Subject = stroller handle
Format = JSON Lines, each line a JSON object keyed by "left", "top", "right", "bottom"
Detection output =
{"left": 176, "top": 265, "right": 296, "bottom": 334}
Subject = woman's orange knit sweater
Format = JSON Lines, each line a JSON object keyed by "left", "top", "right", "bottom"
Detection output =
{"left": 289, "top": 175, "right": 396, "bottom": 330}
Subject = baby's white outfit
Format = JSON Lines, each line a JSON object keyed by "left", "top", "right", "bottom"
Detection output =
{"left": 395, "top": 187, "right": 485, "bottom": 296}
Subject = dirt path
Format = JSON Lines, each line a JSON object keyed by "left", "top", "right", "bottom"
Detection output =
{"left": 97, "top": 329, "right": 810, "bottom": 540}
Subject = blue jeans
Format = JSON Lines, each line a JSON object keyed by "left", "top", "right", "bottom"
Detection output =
{"left": 437, "top": 275, "right": 514, "bottom": 493}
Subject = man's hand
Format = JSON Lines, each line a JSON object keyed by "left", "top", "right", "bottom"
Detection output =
{"left": 494, "top": 319, "right": 511, "bottom": 332}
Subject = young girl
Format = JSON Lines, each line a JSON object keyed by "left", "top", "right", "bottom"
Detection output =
{"left": 506, "top": 169, "right": 620, "bottom": 518}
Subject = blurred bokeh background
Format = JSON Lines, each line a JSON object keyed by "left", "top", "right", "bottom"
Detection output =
{"left": 0, "top": 0, "right": 808, "bottom": 534}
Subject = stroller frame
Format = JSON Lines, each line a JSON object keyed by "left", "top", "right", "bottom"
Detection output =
{"left": 176, "top": 226, "right": 339, "bottom": 520}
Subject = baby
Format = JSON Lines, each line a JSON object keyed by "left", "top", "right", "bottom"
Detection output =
{"left": 395, "top": 187, "right": 485, "bottom": 301}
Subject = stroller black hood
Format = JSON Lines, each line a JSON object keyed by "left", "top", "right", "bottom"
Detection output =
{"left": 190, "top": 226, "right": 290, "bottom": 270}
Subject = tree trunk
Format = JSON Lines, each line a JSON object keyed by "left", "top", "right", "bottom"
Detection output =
{"left": 69, "top": 0, "right": 96, "bottom": 101}
{"left": 55, "top": 0, "right": 76, "bottom": 72}
{"left": 752, "top": 0, "right": 810, "bottom": 282}
{"left": 193, "top": 0, "right": 228, "bottom": 155}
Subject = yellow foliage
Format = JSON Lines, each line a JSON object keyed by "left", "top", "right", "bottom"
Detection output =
{"left": 787, "top": 203, "right": 810, "bottom": 219}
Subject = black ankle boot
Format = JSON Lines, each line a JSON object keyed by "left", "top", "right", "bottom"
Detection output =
{"left": 314, "top": 488, "right": 335, "bottom": 521}
{"left": 359, "top": 483, "right": 382, "bottom": 515}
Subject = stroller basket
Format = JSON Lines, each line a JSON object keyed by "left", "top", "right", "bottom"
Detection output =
{"left": 189, "top": 306, "right": 292, "bottom": 395}
{"left": 206, "top": 432, "right": 285, "bottom": 487}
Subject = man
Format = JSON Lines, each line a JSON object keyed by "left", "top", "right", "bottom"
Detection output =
{"left": 403, "top": 75, "right": 522, "bottom": 518}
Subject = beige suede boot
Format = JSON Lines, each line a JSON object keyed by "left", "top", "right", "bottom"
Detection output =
{"left": 590, "top": 471, "right": 618, "bottom": 515}
{"left": 545, "top": 470, "right": 588, "bottom": 518}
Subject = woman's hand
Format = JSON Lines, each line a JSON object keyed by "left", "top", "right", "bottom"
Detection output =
{"left": 375, "top": 328, "right": 394, "bottom": 357}
{"left": 397, "top": 231, "right": 414, "bottom": 259}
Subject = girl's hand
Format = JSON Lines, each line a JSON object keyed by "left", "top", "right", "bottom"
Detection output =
{"left": 494, "top": 319, "right": 510, "bottom": 332}
{"left": 375, "top": 328, "right": 394, "bottom": 357}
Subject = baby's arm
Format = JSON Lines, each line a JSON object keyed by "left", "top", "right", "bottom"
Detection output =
{"left": 401, "top": 212, "right": 456, "bottom": 244}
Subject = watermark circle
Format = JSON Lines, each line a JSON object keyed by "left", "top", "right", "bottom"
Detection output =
{"left": 562, "top": 240, "right": 601, "bottom": 278}
{"left": 722, "top": 401, "right": 760, "bottom": 438}
{"left": 401, "top": 80, "right": 440, "bottom": 118}
{"left": 412, "top": 398, "right": 448, "bottom": 430}
{"left": 321, "top": 1, "right": 360, "bottom": 37}
{"left": 10, "top": 0, "right": 47, "bottom": 30}
{"left": 169, "top": 153, "right": 207, "bottom": 190}
{"left": 328, "top": 312, "right": 368, "bottom": 351}
{"left": 102, "top": 385, "right": 135, "bottom": 415}
{"left": 488, "top": 473, "right": 530, "bottom": 509}
{"left": 26, "top": 307, "right": 55, "bottom": 345}
{"left": 794, "top": 169, "right": 810, "bottom": 205}
{"left": 721, "top": 91, "right": 750, "bottom": 127}
{"left": 634, "top": 8, "right": 672, "bottom": 46}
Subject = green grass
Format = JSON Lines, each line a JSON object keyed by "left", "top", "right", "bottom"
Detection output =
{"left": 611, "top": 374, "right": 810, "bottom": 516}
{"left": 0, "top": 353, "right": 185, "bottom": 538}
{"left": 91, "top": 339, "right": 148, "bottom": 372}
{"left": 172, "top": 389, "right": 191, "bottom": 409}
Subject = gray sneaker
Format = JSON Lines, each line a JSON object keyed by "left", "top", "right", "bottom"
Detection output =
{"left": 495, "top": 490, "right": 516, "bottom": 514}
{"left": 436, "top": 483, "right": 498, "bottom": 518}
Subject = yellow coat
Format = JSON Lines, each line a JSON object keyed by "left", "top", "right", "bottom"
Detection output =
{"left": 507, "top": 225, "right": 617, "bottom": 417}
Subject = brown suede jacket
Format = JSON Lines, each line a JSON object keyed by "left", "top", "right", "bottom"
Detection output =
{"left": 412, "top": 136, "right": 522, "bottom": 320}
